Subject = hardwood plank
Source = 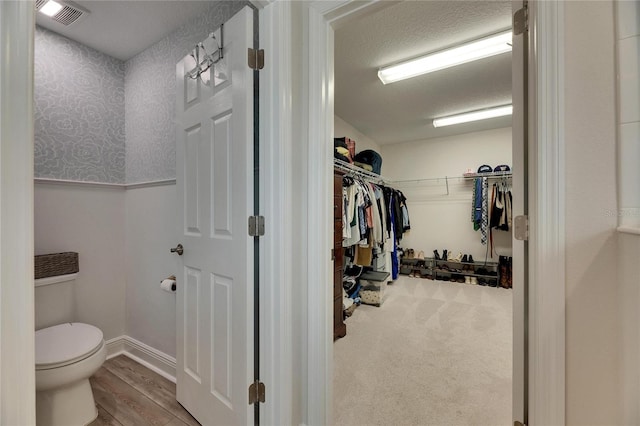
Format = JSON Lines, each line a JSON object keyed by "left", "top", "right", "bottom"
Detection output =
{"left": 103, "top": 356, "right": 200, "bottom": 426}
{"left": 165, "top": 417, "right": 192, "bottom": 426}
{"left": 89, "top": 404, "right": 124, "bottom": 426}
{"left": 90, "top": 368, "right": 175, "bottom": 426}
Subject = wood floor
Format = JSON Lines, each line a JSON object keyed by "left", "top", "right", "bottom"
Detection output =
{"left": 89, "top": 355, "right": 200, "bottom": 426}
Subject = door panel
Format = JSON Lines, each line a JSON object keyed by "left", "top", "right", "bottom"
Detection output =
{"left": 175, "top": 7, "right": 254, "bottom": 426}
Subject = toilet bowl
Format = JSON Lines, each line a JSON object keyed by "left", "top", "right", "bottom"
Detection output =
{"left": 35, "top": 322, "right": 106, "bottom": 426}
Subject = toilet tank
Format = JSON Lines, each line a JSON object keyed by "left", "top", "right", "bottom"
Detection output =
{"left": 34, "top": 274, "right": 77, "bottom": 330}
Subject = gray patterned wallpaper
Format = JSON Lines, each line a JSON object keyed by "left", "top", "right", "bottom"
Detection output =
{"left": 125, "top": 1, "right": 251, "bottom": 183}
{"left": 35, "top": 26, "right": 126, "bottom": 183}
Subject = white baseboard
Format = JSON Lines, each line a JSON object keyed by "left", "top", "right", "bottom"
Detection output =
{"left": 105, "top": 335, "right": 176, "bottom": 383}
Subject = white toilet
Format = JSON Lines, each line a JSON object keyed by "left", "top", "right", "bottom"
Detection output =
{"left": 35, "top": 274, "right": 106, "bottom": 426}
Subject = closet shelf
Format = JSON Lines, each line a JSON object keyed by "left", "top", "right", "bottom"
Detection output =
{"left": 462, "top": 171, "right": 513, "bottom": 179}
{"left": 400, "top": 256, "right": 502, "bottom": 284}
{"left": 335, "top": 158, "right": 512, "bottom": 196}
{"left": 334, "top": 158, "right": 390, "bottom": 184}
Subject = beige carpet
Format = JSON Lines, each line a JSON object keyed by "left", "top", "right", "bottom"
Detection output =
{"left": 333, "top": 275, "right": 512, "bottom": 426}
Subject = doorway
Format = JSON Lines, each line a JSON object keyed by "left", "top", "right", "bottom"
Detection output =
{"left": 331, "top": 2, "right": 514, "bottom": 424}
{"left": 291, "top": 0, "right": 567, "bottom": 424}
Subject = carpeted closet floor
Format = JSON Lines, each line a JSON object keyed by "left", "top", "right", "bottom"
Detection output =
{"left": 333, "top": 275, "right": 512, "bottom": 426}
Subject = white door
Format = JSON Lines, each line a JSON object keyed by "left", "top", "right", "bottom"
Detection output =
{"left": 175, "top": 7, "right": 254, "bottom": 426}
{"left": 511, "top": 1, "right": 528, "bottom": 424}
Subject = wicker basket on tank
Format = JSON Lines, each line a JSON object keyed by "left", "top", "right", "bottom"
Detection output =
{"left": 34, "top": 252, "right": 79, "bottom": 279}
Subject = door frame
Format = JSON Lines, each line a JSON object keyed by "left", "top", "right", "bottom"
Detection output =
{"left": 0, "top": 1, "right": 566, "bottom": 425}
{"left": 258, "top": 0, "right": 566, "bottom": 424}
{"left": 0, "top": 1, "right": 36, "bottom": 424}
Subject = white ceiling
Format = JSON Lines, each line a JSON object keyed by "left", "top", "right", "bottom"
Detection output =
{"left": 35, "top": 0, "right": 213, "bottom": 61}
{"left": 335, "top": 1, "right": 513, "bottom": 145}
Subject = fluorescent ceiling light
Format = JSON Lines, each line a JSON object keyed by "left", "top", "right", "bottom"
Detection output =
{"left": 40, "top": 0, "right": 63, "bottom": 16}
{"left": 378, "top": 31, "right": 512, "bottom": 84}
{"left": 433, "top": 105, "right": 513, "bottom": 128}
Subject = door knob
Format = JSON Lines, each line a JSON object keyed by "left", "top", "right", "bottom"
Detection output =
{"left": 170, "top": 244, "right": 184, "bottom": 256}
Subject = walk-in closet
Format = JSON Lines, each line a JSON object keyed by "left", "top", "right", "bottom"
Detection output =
{"left": 331, "top": 2, "right": 515, "bottom": 424}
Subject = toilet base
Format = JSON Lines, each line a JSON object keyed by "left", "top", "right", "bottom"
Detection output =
{"left": 36, "top": 378, "right": 98, "bottom": 426}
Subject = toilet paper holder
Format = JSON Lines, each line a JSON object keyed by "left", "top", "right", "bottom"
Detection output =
{"left": 161, "top": 275, "right": 177, "bottom": 291}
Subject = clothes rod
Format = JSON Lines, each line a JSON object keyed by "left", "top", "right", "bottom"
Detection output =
{"left": 395, "top": 172, "right": 512, "bottom": 185}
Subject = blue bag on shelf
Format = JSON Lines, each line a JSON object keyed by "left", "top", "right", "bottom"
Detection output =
{"left": 353, "top": 150, "right": 382, "bottom": 175}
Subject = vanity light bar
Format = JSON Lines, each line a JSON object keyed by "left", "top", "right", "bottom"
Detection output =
{"left": 378, "top": 31, "right": 512, "bottom": 85}
{"left": 432, "top": 105, "right": 513, "bottom": 128}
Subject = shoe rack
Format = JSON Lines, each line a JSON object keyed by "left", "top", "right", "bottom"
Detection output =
{"left": 400, "top": 256, "right": 502, "bottom": 287}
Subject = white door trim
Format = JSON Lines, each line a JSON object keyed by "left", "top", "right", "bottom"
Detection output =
{"left": 527, "top": 2, "right": 566, "bottom": 425}
{"left": 268, "top": 1, "right": 568, "bottom": 425}
{"left": 258, "top": 2, "right": 294, "bottom": 426}
{"left": 0, "top": 1, "right": 36, "bottom": 424}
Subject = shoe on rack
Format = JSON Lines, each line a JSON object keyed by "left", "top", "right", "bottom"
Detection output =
{"left": 499, "top": 256, "right": 509, "bottom": 288}
{"left": 407, "top": 249, "right": 415, "bottom": 259}
{"left": 416, "top": 250, "right": 425, "bottom": 260}
{"left": 468, "top": 255, "right": 474, "bottom": 263}
{"left": 461, "top": 254, "right": 468, "bottom": 263}
{"left": 433, "top": 250, "right": 441, "bottom": 260}
{"left": 450, "top": 252, "right": 463, "bottom": 262}
{"left": 470, "top": 277, "right": 478, "bottom": 285}
{"left": 442, "top": 250, "right": 448, "bottom": 261}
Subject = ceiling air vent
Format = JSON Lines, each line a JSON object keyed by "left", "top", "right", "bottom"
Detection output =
{"left": 36, "top": 1, "right": 89, "bottom": 26}
{"left": 52, "top": 4, "right": 84, "bottom": 26}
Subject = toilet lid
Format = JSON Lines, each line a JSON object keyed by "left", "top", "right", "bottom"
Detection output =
{"left": 36, "top": 323, "right": 103, "bottom": 369}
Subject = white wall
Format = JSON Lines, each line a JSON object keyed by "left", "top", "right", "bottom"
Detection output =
{"left": 615, "top": 1, "right": 640, "bottom": 424}
{"left": 34, "top": 182, "right": 180, "bottom": 359}
{"left": 564, "top": 1, "right": 619, "bottom": 424}
{"left": 124, "top": 184, "right": 179, "bottom": 358}
{"left": 334, "top": 115, "right": 381, "bottom": 156}
{"left": 616, "top": 0, "right": 640, "bottom": 228}
{"left": 619, "top": 232, "right": 640, "bottom": 424}
{"left": 381, "top": 127, "right": 513, "bottom": 262}
{"left": 34, "top": 183, "right": 126, "bottom": 341}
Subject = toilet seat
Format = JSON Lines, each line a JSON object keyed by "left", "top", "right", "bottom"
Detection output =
{"left": 36, "top": 323, "right": 104, "bottom": 370}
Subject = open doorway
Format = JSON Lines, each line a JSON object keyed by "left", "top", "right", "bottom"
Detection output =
{"left": 330, "top": 2, "right": 515, "bottom": 424}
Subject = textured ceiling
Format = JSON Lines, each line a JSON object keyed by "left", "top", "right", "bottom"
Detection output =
{"left": 35, "top": 1, "right": 212, "bottom": 61}
{"left": 335, "top": 1, "right": 513, "bottom": 145}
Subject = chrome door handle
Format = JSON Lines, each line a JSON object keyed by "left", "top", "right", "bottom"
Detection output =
{"left": 170, "top": 244, "right": 184, "bottom": 256}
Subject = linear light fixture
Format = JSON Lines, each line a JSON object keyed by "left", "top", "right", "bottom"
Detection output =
{"left": 39, "top": 0, "right": 63, "bottom": 16}
{"left": 432, "top": 105, "right": 513, "bottom": 128}
{"left": 378, "top": 30, "right": 512, "bottom": 85}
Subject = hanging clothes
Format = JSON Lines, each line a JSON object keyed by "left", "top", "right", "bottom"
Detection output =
{"left": 487, "top": 179, "right": 514, "bottom": 257}
{"left": 480, "top": 177, "right": 489, "bottom": 245}
{"left": 340, "top": 173, "right": 410, "bottom": 274}
{"left": 472, "top": 178, "right": 482, "bottom": 230}
{"left": 471, "top": 177, "right": 496, "bottom": 246}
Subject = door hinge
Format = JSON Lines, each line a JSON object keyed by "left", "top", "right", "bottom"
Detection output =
{"left": 248, "top": 48, "right": 264, "bottom": 70}
{"left": 514, "top": 215, "right": 529, "bottom": 241}
{"left": 513, "top": 4, "right": 528, "bottom": 35}
{"left": 248, "top": 216, "right": 265, "bottom": 237}
{"left": 248, "top": 380, "right": 265, "bottom": 404}
{"left": 514, "top": 421, "right": 526, "bottom": 426}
